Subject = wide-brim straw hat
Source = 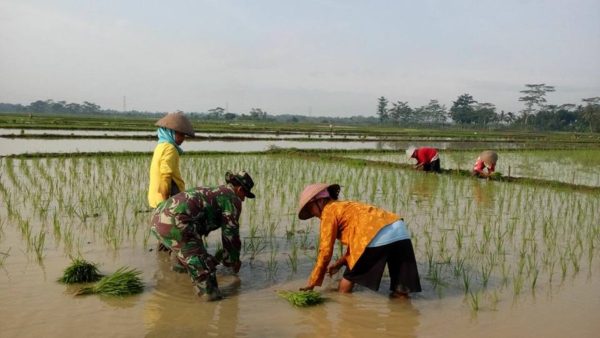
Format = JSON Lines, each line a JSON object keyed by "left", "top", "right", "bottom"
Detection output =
{"left": 297, "top": 183, "right": 340, "bottom": 220}
{"left": 225, "top": 170, "right": 256, "bottom": 199}
{"left": 405, "top": 146, "right": 416, "bottom": 157}
{"left": 155, "top": 111, "right": 195, "bottom": 137}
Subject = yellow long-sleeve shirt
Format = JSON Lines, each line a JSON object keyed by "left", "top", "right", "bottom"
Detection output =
{"left": 308, "top": 200, "right": 400, "bottom": 287}
{"left": 147, "top": 143, "right": 185, "bottom": 208}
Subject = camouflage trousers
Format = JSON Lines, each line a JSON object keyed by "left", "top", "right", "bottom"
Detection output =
{"left": 150, "top": 223, "right": 220, "bottom": 297}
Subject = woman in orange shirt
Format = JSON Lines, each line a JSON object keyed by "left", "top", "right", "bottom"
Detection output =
{"left": 297, "top": 183, "right": 421, "bottom": 297}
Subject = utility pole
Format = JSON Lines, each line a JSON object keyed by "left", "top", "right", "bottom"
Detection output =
{"left": 123, "top": 96, "right": 127, "bottom": 112}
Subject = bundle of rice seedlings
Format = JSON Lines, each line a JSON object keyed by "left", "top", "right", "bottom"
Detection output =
{"left": 58, "top": 258, "right": 103, "bottom": 284}
{"left": 278, "top": 290, "right": 325, "bottom": 307}
{"left": 76, "top": 267, "right": 144, "bottom": 296}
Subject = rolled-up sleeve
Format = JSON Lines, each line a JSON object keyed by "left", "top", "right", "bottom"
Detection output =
{"left": 219, "top": 196, "right": 242, "bottom": 264}
{"left": 308, "top": 212, "right": 338, "bottom": 287}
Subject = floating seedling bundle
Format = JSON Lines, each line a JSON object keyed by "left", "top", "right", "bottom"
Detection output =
{"left": 76, "top": 267, "right": 144, "bottom": 296}
{"left": 58, "top": 258, "right": 103, "bottom": 284}
{"left": 278, "top": 290, "right": 324, "bottom": 307}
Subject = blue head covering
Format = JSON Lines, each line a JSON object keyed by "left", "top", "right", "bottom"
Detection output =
{"left": 157, "top": 127, "right": 183, "bottom": 154}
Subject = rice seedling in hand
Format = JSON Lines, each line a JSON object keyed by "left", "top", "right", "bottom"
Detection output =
{"left": 278, "top": 290, "right": 324, "bottom": 307}
{"left": 76, "top": 267, "right": 143, "bottom": 296}
{"left": 58, "top": 258, "right": 103, "bottom": 284}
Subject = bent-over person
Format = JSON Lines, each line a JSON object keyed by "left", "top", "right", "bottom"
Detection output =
{"left": 472, "top": 150, "right": 498, "bottom": 178}
{"left": 297, "top": 183, "right": 422, "bottom": 298}
{"left": 406, "top": 146, "right": 441, "bottom": 172}
{"left": 150, "top": 171, "right": 255, "bottom": 301}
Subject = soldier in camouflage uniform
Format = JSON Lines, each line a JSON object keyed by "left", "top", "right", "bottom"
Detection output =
{"left": 150, "top": 170, "right": 255, "bottom": 301}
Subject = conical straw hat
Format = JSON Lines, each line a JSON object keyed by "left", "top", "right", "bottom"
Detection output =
{"left": 155, "top": 111, "right": 195, "bottom": 137}
{"left": 479, "top": 150, "right": 498, "bottom": 166}
{"left": 297, "top": 183, "right": 340, "bottom": 220}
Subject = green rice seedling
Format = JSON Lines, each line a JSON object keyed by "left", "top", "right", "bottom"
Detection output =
{"left": 426, "top": 263, "right": 447, "bottom": 290}
{"left": 531, "top": 268, "right": 539, "bottom": 291}
{"left": 480, "top": 263, "right": 492, "bottom": 288}
{"left": 455, "top": 227, "right": 465, "bottom": 251}
{"left": 244, "top": 235, "right": 267, "bottom": 261}
{"left": 425, "top": 246, "right": 434, "bottom": 270}
{"left": 0, "top": 218, "right": 5, "bottom": 240}
{"left": 570, "top": 251, "right": 580, "bottom": 274}
{"left": 18, "top": 219, "right": 31, "bottom": 239}
{"left": 63, "top": 227, "right": 75, "bottom": 254}
{"left": 513, "top": 273, "right": 524, "bottom": 296}
{"left": 266, "top": 243, "right": 279, "bottom": 280}
{"left": 297, "top": 224, "right": 313, "bottom": 250}
{"left": 277, "top": 290, "right": 324, "bottom": 307}
{"left": 462, "top": 269, "right": 471, "bottom": 294}
{"left": 268, "top": 221, "right": 278, "bottom": 238}
{"left": 559, "top": 254, "right": 568, "bottom": 280}
{"left": 76, "top": 267, "right": 143, "bottom": 296}
{"left": 0, "top": 248, "right": 10, "bottom": 267}
{"left": 287, "top": 242, "right": 298, "bottom": 274}
{"left": 468, "top": 290, "right": 481, "bottom": 312}
{"left": 453, "top": 256, "right": 466, "bottom": 278}
{"left": 58, "top": 258, "right": 103, "bottom": 284}
{"left": 31, "top": 230, "right": 46, "bottom": 262}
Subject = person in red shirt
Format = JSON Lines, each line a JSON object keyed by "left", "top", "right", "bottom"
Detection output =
{"left": 406, "top": 146, "right": 441, "bottom": 172}
{"left": 472, "top": 150, "right": 498, "bottom": 178}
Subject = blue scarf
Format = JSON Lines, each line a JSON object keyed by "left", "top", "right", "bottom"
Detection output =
{"left": 157, "top": 127, "right": 183, "bottom": 155}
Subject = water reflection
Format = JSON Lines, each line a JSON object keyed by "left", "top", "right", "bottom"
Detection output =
{"left": 144, "top": 252, "right": 241, "bottom": 337}
{"left": 0, "top": 128, "right": 374, "bottom": 140}
{"left": 472, "top": 180, "right": 494, "bottom": 210}
{"left": 0, "top": 138, "right": 398, "bottom": 155}
{"left": 311, "top": 293, "right": 420, "bottom": 337}
{"left": 409, "top": 173, "right": 441, "bottom": 202}
{"left": 0, "top": 137, "right": 541, "bottom": 156}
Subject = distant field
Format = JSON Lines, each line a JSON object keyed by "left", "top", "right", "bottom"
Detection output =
{"left": 1, "top": 113, "right": 599, "bottom": 143}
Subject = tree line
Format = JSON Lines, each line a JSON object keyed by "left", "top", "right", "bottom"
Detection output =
{"left": 0, "top": 100, "right": 277, "bottom": 121}
{"left": 1, "top": 83, "right": 599, "bottom": 132}
{"left": 0, "top": 100, "right": 380, "bottom": 125}
{"left": 377, "top": 84, "right": 600, "bottom": 132}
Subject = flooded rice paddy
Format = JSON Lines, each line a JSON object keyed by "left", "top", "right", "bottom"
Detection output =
{"left": 0, "top": 129, "right": 584, "bottom": 156}
{"left": 345, "top": 149, "right": 600, "bottom": 187}
{"left": 0, "top": 153, "right": 599, "bottom": 337}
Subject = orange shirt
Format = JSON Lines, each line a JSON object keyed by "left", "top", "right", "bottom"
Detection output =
{"left": 308, "top": 200, "right": 401, "bottom": 287}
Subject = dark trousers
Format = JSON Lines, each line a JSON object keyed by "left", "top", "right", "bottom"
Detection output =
{"left": 343, "top": 239, "right": 422, "bottom": 293}
{"left": 423, "top": 159, "right": 441, "bottom": 172}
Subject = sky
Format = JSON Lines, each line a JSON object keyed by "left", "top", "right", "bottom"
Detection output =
{"left": 0, "top": 0, "right": 599, "bottom": 117}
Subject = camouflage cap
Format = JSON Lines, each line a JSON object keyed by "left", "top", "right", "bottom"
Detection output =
{"left": 225, "top": 170, "right": 255, "bottom": 199}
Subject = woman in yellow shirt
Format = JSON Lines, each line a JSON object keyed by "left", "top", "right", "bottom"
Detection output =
{"left": 148, "top": 111, "right": 195, "bottom": 208}
{"left": 297, "top": 183, "right": 421, "bottom": 297}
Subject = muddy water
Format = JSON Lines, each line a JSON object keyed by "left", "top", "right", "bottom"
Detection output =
{"left": 1, "top": 155, "right": 599, "bottom": 337}
{"left": 2, "top": 230, "right": 598, "bottom": 337}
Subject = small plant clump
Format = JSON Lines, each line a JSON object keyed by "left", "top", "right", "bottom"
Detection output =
{"left": 58, "top": 258, "right": 103, "bottom": 284}
{"left": 489, "top": 172, "right": 503, "bottom": 180}
{"left": 278, "top": 290, "right": 325, "bottom": 307}
{"left": 76, "top": 267, "right": 144, "bottom": 296}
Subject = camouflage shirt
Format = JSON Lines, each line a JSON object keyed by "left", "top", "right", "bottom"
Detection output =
{"left": 153, "top": 184, "right": 242, "bottom": 264}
